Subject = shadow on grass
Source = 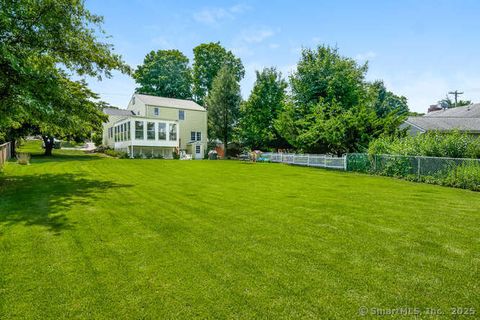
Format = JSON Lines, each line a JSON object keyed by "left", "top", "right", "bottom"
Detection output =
{"left": 28, "top": 152, "right": 104, "bottom": 163}
{"left": 0, "top": 173, "right": 131, "bottom": 235}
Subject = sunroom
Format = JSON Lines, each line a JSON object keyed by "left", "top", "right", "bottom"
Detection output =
{"left": 107, "top": 117, "right": 179, "bottom": 158}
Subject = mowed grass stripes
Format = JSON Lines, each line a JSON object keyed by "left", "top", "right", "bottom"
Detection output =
{"left": 0, "top": 143, "right": 479, "bottom": 319}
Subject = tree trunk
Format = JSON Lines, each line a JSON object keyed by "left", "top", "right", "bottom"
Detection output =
{"left": 223, "top": 137, "right": 228, "bottom": 159}
{"left": 43, "top": 136, "right": 54, "bottom": 156}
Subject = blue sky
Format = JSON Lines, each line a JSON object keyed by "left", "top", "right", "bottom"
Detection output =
{"left": 85, "top": 0, "right": 480, "bottom": 113}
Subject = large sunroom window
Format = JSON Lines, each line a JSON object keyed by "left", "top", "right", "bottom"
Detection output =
{"left": 158, "top": 123, "right": 166, "bottom": 140}
{"left": 169, "top": 123, "right": 177, "bottom": 141}
{"left": 147, "top": 122, "right": 155, "bottom": 140}
{"left": 135, "top": 121, "right": 144, "bottom": 139}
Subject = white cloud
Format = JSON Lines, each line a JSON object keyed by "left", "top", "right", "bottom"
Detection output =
{"left": 150, "top": 36, "right": 174, "bottom": 49}
{"left": 193, "top": 4, "right": 250, "bottom": 25}
{"left": 240, "top": 28, "right": 275, "bottom": 44}
{"left": 268, "top": 43, "right": 280, "bottom": 49}
{"left": 355, "top": 51, "right": 377, "bottom": 61}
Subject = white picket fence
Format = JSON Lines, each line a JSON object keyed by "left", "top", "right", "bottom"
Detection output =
{"left": 0, "top": 142, "right": 12, "bottom": 168}
{"left": 262, "top": 152, "right": 347, "bottom": 170}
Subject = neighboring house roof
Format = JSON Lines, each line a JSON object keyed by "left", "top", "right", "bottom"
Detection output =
{"left": 103, "top": 107, "right": 135, "bottom": 116}
{"left": 404, "top": 116, "right": 480, "bottom": 133}
{"left": 134, "top": 94, "right": 206, "bottom": 111}
{"left": 404, "top": 104, "right": 480, "bottom": 133}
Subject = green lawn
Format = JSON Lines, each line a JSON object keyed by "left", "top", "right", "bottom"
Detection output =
{"left": 1, "top": 142, "right": 479, "bottom": 319}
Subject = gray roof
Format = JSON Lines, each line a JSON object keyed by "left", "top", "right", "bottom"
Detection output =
{"left": 103, "top": 107, "right": 135, "bottom": 116}
{"left": 424, "top": 103, "right": 480, "bottom": 118}
{"left": 135, "top": 94, "right": 206, "bottom": 111}
{"left": 404, "top": 103, "right": 480, "bottom": 132}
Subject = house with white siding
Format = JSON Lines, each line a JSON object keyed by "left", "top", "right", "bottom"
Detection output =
{"left": 103, "top": 94, "right": 207, "bottom": 159}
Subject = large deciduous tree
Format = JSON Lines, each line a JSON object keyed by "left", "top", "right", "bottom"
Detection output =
{"left": 206, "top": 65, "right": 242, "bottom": 156}
{"left": 238, "top": 67, "right": 289, "bottom": 150}
{"left": 0, "top": 0, "right": 129, "bottom": 153}
{"left": 192, "top": 42, "right": 244, "bottom": 105}
{"left": 275, "top": 45, "right": 407, "bottom": 155}
{"left": 134, "top": 49, "right": 192, "bottom": 99}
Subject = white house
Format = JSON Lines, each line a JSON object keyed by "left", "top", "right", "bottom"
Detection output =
{"left": 103, "top": 94, "right": 208, "bottom": 159}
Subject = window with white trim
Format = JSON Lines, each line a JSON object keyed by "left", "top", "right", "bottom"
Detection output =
{"left": 196, "top": 145, "right": 201, "bottom": 154}
{"left": 147, "top": 122, "right": 155, "bottom": 140}
{"left": 154, "top": 107, "right": 159, "bottom": 116}
{"left": 158, "top": 123, "right": 166, "bottom": 140}
{"left": 191, "top": 131, "right": 196, "bottom": 141}
{"left": 169, "top": 123, "right": 177, "bottom": 141}
{"left": 196, "top": 132, "right": 201, "bottom": 141}
{"left": 179, "top": 110, "right": 185, "bottom": 120}
{"left": 135, "top": 121, "right": 144, "bottom": 139}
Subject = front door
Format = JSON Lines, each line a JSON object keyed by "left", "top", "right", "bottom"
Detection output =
{"left": 195, "top": 144, "right": 202, "bottom": 159}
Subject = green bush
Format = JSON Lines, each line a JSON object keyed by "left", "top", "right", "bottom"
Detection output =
{"left": 442, "top": 161, "right": 480, "bottom": 191}
{"left": 369, "top": 131, "right": 480, "bottom": 159}
{"left": 102, "top": 148, "right": 128, "bottom": 158}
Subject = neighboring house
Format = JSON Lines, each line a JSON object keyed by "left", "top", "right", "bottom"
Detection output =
{"left": 103, "top": 94, "right": 207, "bottom": 159}
{"left": 401, "top": 103, "right": 480, "bottom": 136}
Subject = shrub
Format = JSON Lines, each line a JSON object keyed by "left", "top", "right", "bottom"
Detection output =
{"left": 369, "top": 131, "right": 480, "bottom": 159}
{"left": 104, "top": 149, "right": 128, "bottom": 158}
{"left": 442, "top": 161, "right": 480, "bottom": 191}
{"left": 16, "top": 153, "right": 31, "bottom": 165}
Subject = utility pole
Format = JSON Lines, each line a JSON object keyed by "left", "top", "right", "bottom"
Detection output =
{"left": 448, "top": 90, "right": 464, "bottom": 107}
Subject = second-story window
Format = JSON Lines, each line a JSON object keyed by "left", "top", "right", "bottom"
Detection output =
{"left": 179, "top": 110, "right": 185, "bottom": 120}
{"left": 191, "top": 131, "right": 196, "bottom": 141}
{"left": 154, "top": 107, "right": 159, "bottom": 116}
{"left": 196, "top": 132, "right": 201, "bottom": 141}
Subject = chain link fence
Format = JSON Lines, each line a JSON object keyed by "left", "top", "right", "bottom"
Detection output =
{"left": 347, "top": 153, "right": 480, "bottom": 190}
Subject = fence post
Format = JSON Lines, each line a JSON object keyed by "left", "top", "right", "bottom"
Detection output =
{"left": 417, "top": 157, "right": 421, "bottom": 180}
{"left": 343, "top": 154, "right": 347, "bottom": 171}
{"left": 307, "top": 154, "right": 310, "bottom": 166}
{"left": 323, "top": 155, "right": 327, "bottom": 168}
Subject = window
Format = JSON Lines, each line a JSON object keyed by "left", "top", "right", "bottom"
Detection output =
{"left": 108, "top": 128, "right": 112, "bottom": 139}
{"left": 147, "top": 122, "right": 155, "bottom": 140}
{"left": 127, "top": 122, "right": 131, "bottom": 140}
{"left": 179, "top": 110, "right": 185, "bottom": 120}
{"left": 132, "top": 97, "right": 135, "bottom": 105}
{"left": 135, "top": 121, "right": 144, "bottom": 139}
{"left": 191, "top": 131, "right": 196, "bottom": 141}
{"left": 169, "top": 123, "right": 177, "bottom": 141}
{"left": 114, "top": 126, "right": 118, "bottom": 142}
{"left": 154, "top": 107, "right": 159, "bottom": 116}
{"left": 158, "top": 123, "right": 166, "bottom": 140}
{"left": 196, "top": 132, "right": 201, "bottom": 141}
{"left": 196, "top": 145, "right": 201, "bottom": 154}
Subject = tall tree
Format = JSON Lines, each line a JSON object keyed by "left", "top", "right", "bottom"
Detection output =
{"left": 206, "top": 65, "right": 241, "bottom": 156}
{"left": 134, "top": 49, "right": 192, "bottom": 99}
{"left": 0, "top": 0, "right": 129, "bottom": 152}
{"left": 367, "top": 80, "right": 409, "bottom": 117}
{"left": 192, "top": 42, "right": 244, "bottom": 105}
{"left": 238, "top": 67, "right": 289, "bottom": 150}
{"left": 276, "top": 45, "right": 406, "bottom": 154}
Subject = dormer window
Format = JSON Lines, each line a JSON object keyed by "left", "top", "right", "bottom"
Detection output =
{"left": 132, "top": 97, "right": 135, "bottom": 105}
